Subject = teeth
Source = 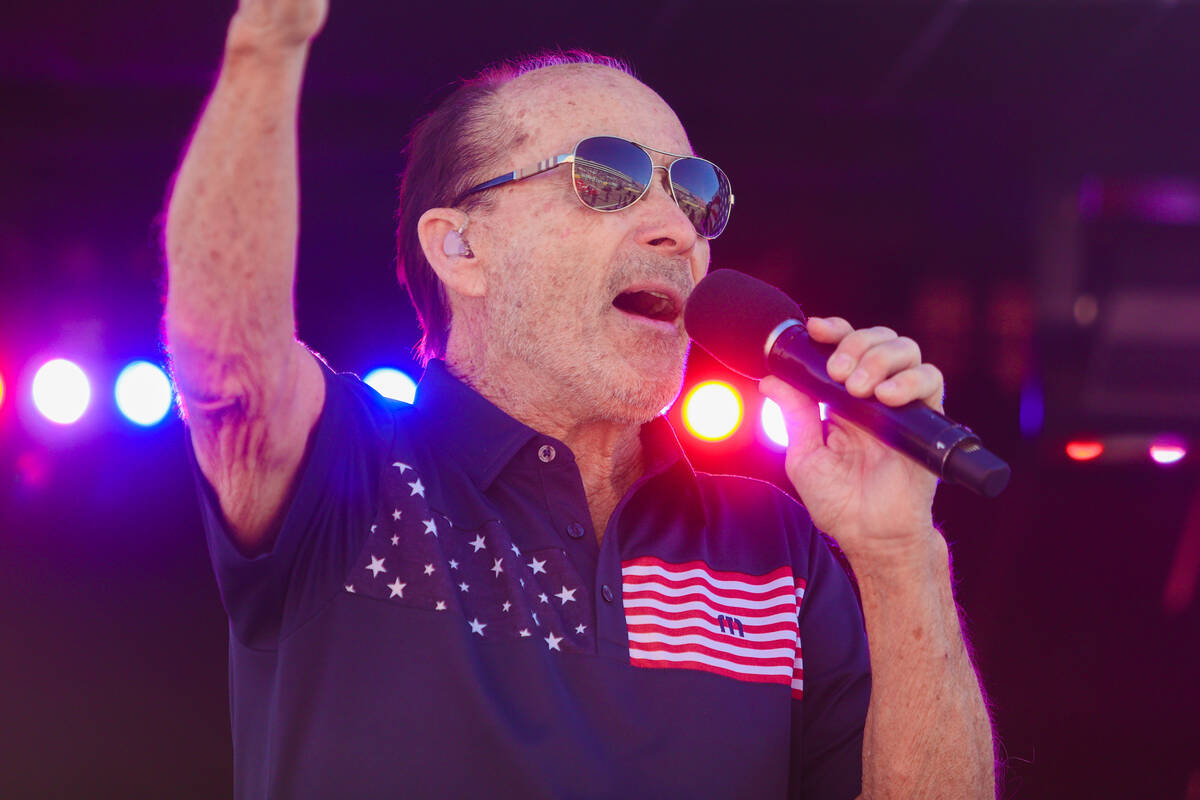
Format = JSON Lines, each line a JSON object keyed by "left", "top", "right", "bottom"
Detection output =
{"left": 645, "top": 290, "right": 670, "bottom": 300}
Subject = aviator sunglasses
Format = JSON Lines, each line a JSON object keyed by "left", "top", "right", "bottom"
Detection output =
{"left": 452, "top": 135, "right": 734, "bottom": 239}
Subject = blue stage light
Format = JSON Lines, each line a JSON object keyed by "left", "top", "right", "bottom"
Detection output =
{"left": 115, "top": 361, "right": 174, "bottom": 426}
{"left": 363, "top": 368, "right": 417, "bottom": 404}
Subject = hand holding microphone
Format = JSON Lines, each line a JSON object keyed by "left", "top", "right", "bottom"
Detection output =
{"left": 685, "top": 269, "right": 1009, "bottom": 552}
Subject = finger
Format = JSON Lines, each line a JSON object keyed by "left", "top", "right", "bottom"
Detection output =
{"left": 806, "top": 316, "right": 854, "bottom": 345}
{"left": 876, "top": 363, "right": 945, "bottom": 412}
{"left": 824, "top": 326, "right": 901, "bottom": 384}
{"left": 842, "top": 336, "right": 921, "bottom": 398}
{"left": 759, "top": 375, "right": 824, "bottom": 457}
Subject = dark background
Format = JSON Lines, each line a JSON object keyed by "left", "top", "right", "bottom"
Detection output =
{"left": 2, "top": 1, "right": 1199, "bottom": 797}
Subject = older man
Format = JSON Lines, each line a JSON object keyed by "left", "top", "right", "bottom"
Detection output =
{"left": 164, "top": 1, "right": 995, "bottom": 798}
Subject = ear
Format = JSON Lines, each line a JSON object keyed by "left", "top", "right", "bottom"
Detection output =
{"left": 417, "top": 208, "right": 486, "bottom": 298}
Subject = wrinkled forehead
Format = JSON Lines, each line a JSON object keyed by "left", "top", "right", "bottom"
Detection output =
{"left": 494, "top": 65, "right": 694, "bottom": 165}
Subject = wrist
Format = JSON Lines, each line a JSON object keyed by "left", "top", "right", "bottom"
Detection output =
{"left": 225, "top": 14, "right": 315, "bottom": 61}
{"left": 841, "top": 525, "right": 947, "bottom": 582}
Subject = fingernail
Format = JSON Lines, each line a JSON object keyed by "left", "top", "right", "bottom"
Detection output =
{"left": 828, "top": 354, "right": 852, "bottom": 375}
{"left": 848, "top": 368, "right": 869, "bottom": 389}
{"left": 878, "top": 378, "right": 898, "bottom": 393}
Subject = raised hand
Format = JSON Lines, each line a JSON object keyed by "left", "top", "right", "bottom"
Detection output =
{"left": 759, "top": 316, "right": 946, "bottom": 560}
{"left": 230, "top": 0, "right": 329, "bottom": 51}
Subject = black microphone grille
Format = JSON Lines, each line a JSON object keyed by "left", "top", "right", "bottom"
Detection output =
{"left": 684, "top": 269, "right": 806, "bottom": 379}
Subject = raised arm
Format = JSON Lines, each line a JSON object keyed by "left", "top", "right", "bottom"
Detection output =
{"left": 164, "top": 0, "right": 329, "bottom": 557}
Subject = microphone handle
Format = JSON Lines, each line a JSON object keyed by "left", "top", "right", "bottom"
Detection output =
{"left": 768, "top": 324, "right": 1011, "bottom": 498}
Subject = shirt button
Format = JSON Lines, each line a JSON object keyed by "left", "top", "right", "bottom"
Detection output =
{"left": 601, "top": 584, "right": 614, "bottom": 603}
{"left": 566, "top": 521, "right": 585, "bottom": 539}
{"left": 537, "top": 444, "right": 557, "bottom": 463}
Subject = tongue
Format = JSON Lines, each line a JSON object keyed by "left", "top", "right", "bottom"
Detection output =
{"left": 613, "top": 291, "right": 675, "bottom": 322}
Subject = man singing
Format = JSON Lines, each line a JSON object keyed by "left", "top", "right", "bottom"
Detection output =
{"left": 164, "top": 0, "right": 995, "bottom": 797}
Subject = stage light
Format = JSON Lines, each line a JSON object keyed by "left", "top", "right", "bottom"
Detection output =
{"left": 363, "top": 368, "right": 417, "bottom": 404}
{"left": 761, "top": 399, "right": 788, "bottom": 447}
{"left": 760, "top": 399, "right": 827, "bottom": 449}
{"left": 0, "top": 371, "right": 5, "bottom": 411}
{"left": 32, "top": 359, "right": 90, "bottom": 424}
{"left": 682, "top": 380, "right": 742, "bottom": 442}
{"left": 1149, "top": 441, "right": 1186, "bottom": 465}
{"left": 1065, "top": 440, "right": 1104, "bottom": 461}
{"left": 115, "top": 361, "right": 174, "bottom": 426}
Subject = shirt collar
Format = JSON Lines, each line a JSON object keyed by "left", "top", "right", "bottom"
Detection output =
{"left": 413, "top": 360, "right": 702, "bottom": 505}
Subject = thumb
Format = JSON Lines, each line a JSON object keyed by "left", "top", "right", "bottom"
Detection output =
{"left": 759, "top": 376, "right": 824, "bottom": 458}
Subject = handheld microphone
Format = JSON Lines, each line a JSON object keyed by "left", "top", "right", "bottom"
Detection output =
{"left": 684, "top": 269, "right": 1010, "bottom": 498}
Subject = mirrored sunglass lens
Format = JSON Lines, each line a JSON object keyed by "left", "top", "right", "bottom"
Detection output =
{"left": 669, "top": 158, "right": 731, "bottom": 238}
{"left": 573, "top": 137, "right": 651, "bottom": 211}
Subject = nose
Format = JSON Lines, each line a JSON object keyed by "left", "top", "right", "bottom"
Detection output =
{"left": 632, "top": 165, "right": 699, "bottom": 256}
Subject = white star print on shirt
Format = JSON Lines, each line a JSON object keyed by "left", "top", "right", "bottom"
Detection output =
{"left": 367, "top": 556, "right": 386, "bottom": 577}
{"left": 502, "top": 601, "right": 512, "bottom": 612}
{"left": 345, "top": 584, "right": 355, "bottom": 593}
{"left": 392, "top": 509, "right": 402, "bottom": 520}
{"left": 538, "top": 593, "right": 549, "bottom": 604}
{"left": 519, "top": 629, "right": 531, "bottom": 637}
{"left": 469, "top": 618, "right": 487, "bottom": 636}
{"left": 388, "top": 579, "right": 406, "bottom": 599}
{"left": 391, "top": 535, "right": 399, "bottom": 546}
{"left": 528, "top": 557, "right": 547, "bottom": 574}
{"left": 435, "top": 601, "right": 447, "bottom": 611}
{"left": 555, "top": 586, "right": 577, "bottom": 605}
{"left": 449, "top": 559, "right": 459, "bottom": 569}
{"left": 470, "top": 535, "right": 487, "bottom": 552}
{"left": 545, "top": 632, "right": 563, "bottom": 651}
{"left": 392, "top": 461, "right": 411, "bottom": 473}
{"left": 423, "top": 518, "right": 438, "bottom": 536}
{"left": 510, "top": 543, "right": 521, "bottom": 556}
{"left": 408, "top": 478, "right": 425, "bottom": 497}
{"left": 491, "top": 558, "right": 504, "bottom": 577}
{"left": 459, "top": 582, "right": 470, "bottom": 592}
{"left": 424, "top": 563, "right": 435, "bottom": 576}
{"left": 575, "top": 623, "right": 587, "bottom": 635}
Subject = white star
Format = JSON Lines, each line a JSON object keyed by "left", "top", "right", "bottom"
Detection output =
{"left": 510, "top": 542, "right": 521, "bottom": 556}
{"left": 388, "top": 579, "right": 406, "bottom": 599}
{"left": 449, "top": 559, "right": 459, "bottom": 570}
{"left": 345, "top": 584, "right": 355, "bottom": 593}
{"left": 435, "top": 600, "right": 447, "bottom": 611}
{"left": 502, "top": 601, "right": 512, "bottom": 612}
{"left": 545, "top": 632, "right": 563, "bottom": 651}
{"left": 408, "top": 478, "right": 425, "bottom": 497}
{"left": 423, "top": 518, "right": 438, "bottom": 536}
{"left": 459, "top": 582, "right": 470, "bottom": 593}
{"left": 470, "top": 535, "right": 487, "bottom": 552}
{"left": 469, "top": 618, "right": 487, "bottom": 636}
{"left": 366, "top": 556, "right": 387, "bottom": 577}
{"left": 538, "top": 593, "right": 549, "bottom": 604}
{"left": 555, "top": 586, "right": 577, "bottom": 605}
{"left": 528, "top": 557, "right": 547, "bottom": 575}
{"left": 371, "top": 524, "right": 377, "bottom": 533}
{"left": 392, "top": 509, "right": 402, "bottom": 520}
{"left": 391, "top": 535, "right": 399, "bottom": 546}
{"left": 491, "top": 558, "right": 504, "bottom": 577}
{"left": 519, "top": 629, "right": 532, "bottom": 638}
{"left": 575, "top": 623, "right": 587, "bottom": 635}
{"left": 423, "top": 563, "right": 435, "bottom": 576}
{"left": 392, "top": 461, "right": 411, "bottom": 473}
{"left": 532, "top": 612, "right": 540, "bottom": 625}
{"left": 519, "top": 578, "right": 525, "bottom": 587}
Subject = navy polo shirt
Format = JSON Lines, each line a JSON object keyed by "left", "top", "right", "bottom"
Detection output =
{"left": 188, "top": 358, "right": 871, "bottom": 799}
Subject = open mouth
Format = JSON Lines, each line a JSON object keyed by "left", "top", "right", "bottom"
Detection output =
{"left": 612, "top": 288, "right": 681, "bottom": 324}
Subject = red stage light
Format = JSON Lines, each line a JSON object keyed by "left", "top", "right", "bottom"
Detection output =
{"left": 1065, "top": 440, "right": 1104, "bottom": 461}
{"left": 682, "top": 380, "right": 743, "bottom": 442}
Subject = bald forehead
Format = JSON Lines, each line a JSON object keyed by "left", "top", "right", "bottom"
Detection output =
{"left": 494, "top": 64, "right": 693, "bottom": 160}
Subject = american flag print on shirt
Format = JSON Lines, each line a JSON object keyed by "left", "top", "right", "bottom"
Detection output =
{"left": 342, "top": 460, "right": 593, "bottom": 655}
{"left": 622, "top": 556, "right": 807, "bottom": 698}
